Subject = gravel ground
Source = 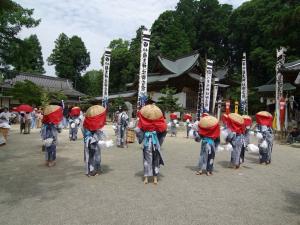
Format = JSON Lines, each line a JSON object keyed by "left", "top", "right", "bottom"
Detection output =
{"left": 0, "top": 125, "right": 299, "bottom": 225}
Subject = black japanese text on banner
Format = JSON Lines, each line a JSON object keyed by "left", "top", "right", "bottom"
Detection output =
{"left": 275, "top": 46, "right": 286, "bottom": 131}
{"left": 196, "top": 76, "right": 204, "bottom": 120}
{"left": 137, "top": 30, "right": 151, "bottom": 108}
{"left": 102, "top": 48, "right": 111, "bottom": 108}
{"left": 203, "top": 59, "right": 213, "bottom": 113}
{"left": 241, "top": 52, "right": 248, "bottom": 115}
{"left": 212, "top": 78, "right": 219, "bottom": 115}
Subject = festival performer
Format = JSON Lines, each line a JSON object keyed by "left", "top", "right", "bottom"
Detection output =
{"left": 36, "top": 108, "right": 43, "bottom": 128}
{"left": 184, "top": 113, "right": 192, "bottom": 138}
{"left": 226, "top": 113, "right": 245, "bottom": 169}
{"left": 116, "top": 107, "right": 129, "bottom": 148}
{"left": 41, "top": 105, "right": 63, "bottom": 167}
{"left": 24, "top": 112, "right": 32, "bottom": 134}
{"left": 82, "top": 105, "right": 111, "bottom": 176}
{"left": 135, "top": 104, "right": 167, "bottom": 185}
{"left": 0, "top": 107, "right": 11, "bottom": 143}
{"left": 169, "top": 112, "right": 178, "bottom": 137}
{"left": 255, "top": 111, "right": 274, "bottom": 164}
{"left": 240, "top": 115, "right": 253, "bottom": 163}
{"left": 112, "top": 109, "right": 120, "bottom": 136}
{"left": 195, "top": 115, "right": 220, "bottom": 176}
{"left": 69, "top": 106, "right": 81, "bottom": 141}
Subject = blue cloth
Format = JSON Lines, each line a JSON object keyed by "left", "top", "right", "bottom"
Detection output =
{"left": 144, "top": 131, "right": 159, "bottom": 147}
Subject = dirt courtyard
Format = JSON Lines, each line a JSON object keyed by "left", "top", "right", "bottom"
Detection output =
{"left": 0, "top": 125, "right": 299, "bottom": 225}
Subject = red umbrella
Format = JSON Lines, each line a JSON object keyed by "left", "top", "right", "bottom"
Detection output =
{"left": 17, "top": 104, "right": 33, "bottom": 113}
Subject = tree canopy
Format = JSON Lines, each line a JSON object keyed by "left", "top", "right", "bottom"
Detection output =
{"left": 0, "top": 0, "right": 40, "bottom": 77}
{"left": 81, "top": 70, "right": 103, "bottom": 97}
{"left": 156, "top": 87, "right": 182, "bottom": 113}
{"left": 48, "top": 33, "right": 90, "bottom": 89}
{"left": 8, "top": 34, "right": 45, "bottom": 74}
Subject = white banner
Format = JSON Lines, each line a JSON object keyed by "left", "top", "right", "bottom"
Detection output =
{"left": 212, "top": 78, "right": 219, "bottom": 115}
{"left": 203, "top": 59, "right": 213, "bottom": 113}
{"left": 196, "top": 76, "right": 204, "bottom": 120}
{"left": 241, "top": 52, "right": 248, "bottom": 114}
{"left": 102, "top": 48, "right": 111, "bottom": 108}
{"left": 275, "top": 47, "right": 286, "bottom": 130}
{"left": 137, "top": 30, "right": 151, "bottom": 108}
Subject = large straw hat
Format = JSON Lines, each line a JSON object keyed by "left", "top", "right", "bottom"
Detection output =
{"left": 257, "top": 111, "right": 272, "bottom": 117}
{"left": 242, "top": 115, "right": 251, "bottom": 120}
{"left": 228, "top": 113, "right": 244, "bottom": 125}
{"left": 44, "top": 105, "right": 60, "bottom": 115}
{"left": 199, "top": 115, "right": 218, "bottom": 128}
{"left": 140, "top": 104, "right": 163, "bottom": 120}
{"left": 86, "top": 105, "right": 105, "bottom": 117}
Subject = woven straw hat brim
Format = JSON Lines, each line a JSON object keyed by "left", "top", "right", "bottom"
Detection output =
{"left": 140, "top": 104, "right": 163, "bottom": 120}
{"left": 86, "top": 105, "right": 105, "bottom": 117}
{"left": 242, "top": 115, "right": 251, "bottom": 120}
{"left": 44, "top": 105, "right": 60, "bottom": 115}
{"left": 72, "top": 106, "right": 80, "bottom": 110}
{"left": 199, "top": 115, "right": 218, "bottom": 128}
{"left": 257, "top": 111, "right": 272, "bottom": 117}
{"left": 229, "top": 113, "right": 244, "bottom": 125}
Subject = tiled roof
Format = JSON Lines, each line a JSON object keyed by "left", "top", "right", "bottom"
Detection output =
{"left": 2, "top": 73, "right": 85, "bottom": 97}
{"left": 95, "top": 91, "right": 137, "bottom": 100}
{"left": 281, "top": 60, "right": 300, "bottom": 72}
{"left": 156, "top": 52, "right": 200, "bottom": 75}
{"left": 256, "top": 83, "right": 296, "bottom": 92}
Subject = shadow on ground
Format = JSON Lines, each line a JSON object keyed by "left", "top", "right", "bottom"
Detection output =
{"left": 0, "top": 156, "right": 82, "bottom": 205}
{"left": 284, "top": 190, "right": 300, "bottom": 215}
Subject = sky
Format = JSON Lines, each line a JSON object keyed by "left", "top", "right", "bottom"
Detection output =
{"left": 15, "top": 0, "right": 247, "bottom": 76}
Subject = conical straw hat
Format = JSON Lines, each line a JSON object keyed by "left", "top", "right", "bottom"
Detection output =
{"left": 86, "top": 105, "right": 105, "bottom": 117}
{"left": 199, "top": 115, "right": 218, "bottom": 128}
{"left": 257, "top": 111, "right": 272, "bottom": 117}
{"left": 44, "top": 105, "right": 60, "bottom": 116}
{"left": 242, "top": 115, "right": 251, "bottom": 120}
{"left": 140, "top": 104, "right": 163, "bottom": 120}
{"left": 228, "top": 113, "right": 244, "bottom": 125}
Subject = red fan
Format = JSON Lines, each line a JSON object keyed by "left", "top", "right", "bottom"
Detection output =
{"left": 17, "top": 104, "right": 33, "bottom": 113}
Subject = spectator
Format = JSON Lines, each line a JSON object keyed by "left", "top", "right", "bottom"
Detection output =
{"left": 287, "top": 127, "right": 300, "bottom": 144}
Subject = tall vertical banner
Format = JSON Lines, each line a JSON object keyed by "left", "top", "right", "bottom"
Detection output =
{"left": 137, "top": 30, "right": 151, "bottom": 109}
{"left": 275, "top": 47, "right": 286, "bottom": 131}
{"left": 212, "top": 78, "right": 219, "bottom": 115}
{"left": 102, "top": 48, "right": 111, "bottom": 108}
{"left": 241, "top": 52, "right": 248, "bottom": 115}
{"left": 196, "top": 76, "right": 204, "bottom": 120}
{"left": 203, "top": 59, "right": 214, "bottom": 113}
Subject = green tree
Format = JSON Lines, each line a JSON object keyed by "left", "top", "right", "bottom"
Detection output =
{"left": 0, "top": 0, "right": 40, "bottom": 77}
{"left": 47, "top": 33, "right": 90, "bottom": 89}
{"left": 156, "top": 87, "right": 182, "bottom": 112}
{"left": 105, "top": 39, "right": 130, "bottom": 93}
{"left": 125, "top": 25, "right": 147, "bottom": 83}
{"left": 9, "top": 80, "right": 43, "bottom": 106}
{"left": 8, "top": 34, "right": 45, "bottom": 74}
{"left": 228, "top": 0, "right": 300, "bottom": 84}
{"left": 150, "top": 11, "right": 192, "bottom": 61}
{"left": 81, "top": 70, "right": 103, "bottom": 97}
{"left": 194, "top": 0, "right": 232, "bottom": 64}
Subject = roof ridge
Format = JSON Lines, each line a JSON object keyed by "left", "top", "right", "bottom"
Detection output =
{"left": 158, "top": 50, "right": 200, "bottom": 62}
{"left": 18, "top": 72, "right": 70, "bottom": 82}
